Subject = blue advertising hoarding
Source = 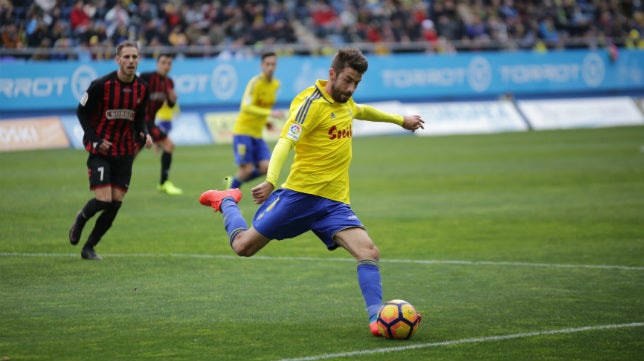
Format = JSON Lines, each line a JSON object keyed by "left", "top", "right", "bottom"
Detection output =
{"left": 1, "top": 49, "right": 642, "bottom": 112}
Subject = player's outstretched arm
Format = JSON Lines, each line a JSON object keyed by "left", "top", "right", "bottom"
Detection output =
{"left": 401, "top": 115, "right": 425, "bottom": 132}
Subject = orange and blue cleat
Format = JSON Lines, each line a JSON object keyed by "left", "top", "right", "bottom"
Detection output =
{"left": 199, "top": 189, "right": 242, "bottom": 212}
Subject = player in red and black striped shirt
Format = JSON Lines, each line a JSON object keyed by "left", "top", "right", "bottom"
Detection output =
{"left": 69, "top": 40, "right": 153, "bottom": 260}
{"left": 139, "top": 53, "right": 182, "bottom": 195}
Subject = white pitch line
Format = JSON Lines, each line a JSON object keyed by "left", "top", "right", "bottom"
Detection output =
{"left": 273, "top": 322, "right": 644, "bottom": 361}
{"left": 1, "top": 252, "right": 644, "bottom": 271}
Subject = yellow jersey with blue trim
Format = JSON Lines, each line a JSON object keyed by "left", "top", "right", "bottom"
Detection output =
{"left": 279, "top": 79, "right": 404, "bottom": 204}
{"left": 156, "top": 101, "right": 179, "bottom": 122}
{"left": 233, "top": 73, "right": 280, "bottom": 138}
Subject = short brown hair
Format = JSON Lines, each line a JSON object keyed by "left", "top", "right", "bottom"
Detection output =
{"left": 331, "top": 48, "right": 368, "bottom": 75}
{"left": 261, "top": 51, "right": 276, "bottom": 61}
{"left": 116, "top": 40, "right": 139, "bottom": 56}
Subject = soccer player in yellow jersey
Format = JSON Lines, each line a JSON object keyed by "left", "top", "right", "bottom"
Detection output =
{"left": 200, "top": 48, "right": 425, "bottom": 336}
{"left": 225, "top": 51, "right": 284, "bottom": 189}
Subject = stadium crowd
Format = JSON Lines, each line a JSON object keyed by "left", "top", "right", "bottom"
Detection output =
{"left": 1, "top": 0, "right": 643, "bottom": 60}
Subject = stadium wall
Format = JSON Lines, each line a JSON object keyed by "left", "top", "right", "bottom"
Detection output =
{"left": 1, "top": 49, "right": 643, "bottom": 151}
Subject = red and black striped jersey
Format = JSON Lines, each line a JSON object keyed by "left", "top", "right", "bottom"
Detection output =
{"left": 139, "top": 71, "right": 175, "bottom": 124}
{"left": 77, "top": 70, "right": 149, "bottom": 156}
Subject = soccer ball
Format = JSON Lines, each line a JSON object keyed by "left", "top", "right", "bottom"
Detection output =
{"left": 376, "top": 299, "right": 421, "bottom": 339}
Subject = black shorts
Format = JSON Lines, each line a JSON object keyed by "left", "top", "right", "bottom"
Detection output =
{"left": 148, "top": 123, "right": 169, "bottom": 142}
{"left": 86, "top": 153, "right": 134, "bottom": 192}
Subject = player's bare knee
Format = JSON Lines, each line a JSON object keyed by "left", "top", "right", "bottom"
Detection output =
{"left": 361, "top": 244, "right": 380, "bottom": 261}
{"left": 231, "top": 234, "right": 255, "bottom": 257}
{"left": 164, "top": 139, "right": 174, "bottom": 152}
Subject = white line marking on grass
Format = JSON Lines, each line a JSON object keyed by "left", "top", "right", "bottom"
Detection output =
{"left": 1, "top": 252, "right": 644, "bottom": 271}
{"left": 273, "top": 322, "right": 644, "bottom": 361}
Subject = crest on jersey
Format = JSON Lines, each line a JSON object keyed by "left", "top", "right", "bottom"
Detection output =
{"left": 287, "top": 123, "right": 302, "bottom": 141}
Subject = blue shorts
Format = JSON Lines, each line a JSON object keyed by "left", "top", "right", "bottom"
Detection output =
{"left": 252, "top": 189, "right": 365, "bottom": 250}
{"left": 232, "top": 135, "right": 271, "bottom": 166}
{"left": 157, "top": 120, "right": 172, "bottom": 134}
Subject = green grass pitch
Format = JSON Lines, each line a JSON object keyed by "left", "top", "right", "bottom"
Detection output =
{"left": 1, "top": 126, "right": 643, "bottom": 361}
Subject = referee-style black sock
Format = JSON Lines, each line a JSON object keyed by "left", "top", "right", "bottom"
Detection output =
{"left": 160, "top": 151, "right": 172, "bottom": 184}
{"left": 80, "top": 198, "right": 111, "bottom": 222}
{"left": 84, "top": 201, "right": 122, "bottom": 249}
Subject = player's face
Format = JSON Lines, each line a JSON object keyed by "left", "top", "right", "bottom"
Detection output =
{"left": 261, "top": 55, "right": 277, "bottom": 79}
{"left": 157, "top": 56, "right": 173, "bottom": 76}
{"left": 329, "top": 67, "right": 362, "bottom": 103}
{"left": 116, "top": 46, "right": 140, "bottom": 80}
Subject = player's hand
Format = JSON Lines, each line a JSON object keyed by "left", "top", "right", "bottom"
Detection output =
{"left": 250, "top": 181, "right": 274, "bottom": 204}
{"left": 402, "top": 115, "right": 425, "bottom": 132}
{"left": 141, "top": 133, "right": 153, "bottom": 148}
{"left": 167, "top": 88, "right": 177, "bottom": 103}
{"left": 96, "top": 139, "right": 112, "bottom": 153}
{"left": 266, "top": 121, "right": 274, "bottom": 131}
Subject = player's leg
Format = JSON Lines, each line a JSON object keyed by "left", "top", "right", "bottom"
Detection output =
{"left": 69, "top": 197, "right": 110, "bottom": 246}
{"left": 229, "top": 226, "right": 271, "bottom": 257}
{"left": 334, "top": 227, "right": 384, "bottom": 336}
{"left": 241, "top": 139, "right": 271, "bottom": 183}
{"left": 154, "top": 129, "right": 182, "bottom": 195}
{"left": 82, "top": 193, "right": 123, "bottom": 260}
{"left": 230, "top": 163, "right": 253, "bottom": 188}
{"left": 199, "top": 188, "right": 270, "bottom": 255}
{"left": 227, "top": 135, "right": 255, "bottom": 189}
{"left": 69, "top": 154, "right": 112, "bottom": 247}
{"left": 81, "top": 156, "right": 132, "bottom": 260}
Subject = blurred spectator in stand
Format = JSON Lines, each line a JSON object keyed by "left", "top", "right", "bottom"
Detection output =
{"left": 84, "top": 0, "right": 98, "bottom": 20}
{"left": 35, "top": 0, "right": 56, "bottom": 13}
{"left": 31, "top": 37, "right": 51, "bottom": 60}
{"left": 0, "top": 0, "right": 14, "bottom": 27}
{"left": 625, "top": 29, "right": 644, "bottom": 48}
{"left": 218, "top": 38, "right": 252, "bottom": 60}
{"left": 1, "top": 23, "right": 23, "bottom": 50}
{"left": 70, "top": 0, "right": 91, "bottom": 35}
{"left": 0, "top": 0, "right": 642, "bottom": 57}
{"left": 538, "top": 16, "right": 560, "bottom": 48}
{"left": 25, "top": 10, "right": 50, "bottom": 48}
{"left": 52, "top": 37, "right": 76, "bottom": 60}
{"left": 421, "top": 19, "right": 439, "bottom": 49}
{"left": 111, "top": 20, "right": 130, "bottom": 44}
{"left": 168, "top": 24, "right": 188, "bottom": 48}
{"left": 247, "top": 16, "right": 266, "bottom": 45}
{"left": 104, "top": 1, "right": 129, "bottom": 39}
{"left": 264, "top": 3, "right": 295, "bottom": 44}
{"left": 162, "top": 2, "right": 181, "bottom": 30}
{"left": 130, "top": 0, "right": 156, "bottom": 31}
{"left": 88, "top": 34, "right": 114, "bottom": 60}
{"left": 310, "top": 0, "right": 338, "bottom": 39}
{"left": 434, "top": 14, "right": 462, "bottom": 42}
{"left": 195, "top": 35, "right": 216, "bottom": 58}
{"left": 80, "top": 20, "right": 107, "bottom": 47}
{"left": 204, "top": 3, "right": 227, "bottom": 46}
{"left": 146, "top": 36, "right": 163, "bottom": 59}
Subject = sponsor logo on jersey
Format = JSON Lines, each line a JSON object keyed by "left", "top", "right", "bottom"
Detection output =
{"left": 328, "top": 124, "right": 352, "bottom": 140}
{"left": 150, "top": 91, "right": 167, "bottom": 101}
{"left": 106, "top": 109, "right": 136, "bottom": 120}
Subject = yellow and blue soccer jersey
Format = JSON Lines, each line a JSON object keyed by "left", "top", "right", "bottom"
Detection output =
{"left": 275, "top": 79, "right": 403, "bottom": 204}
{"left": 155, "top": 101, "right": 179, "bottom": 122}
{"left": 233, "top": 73, "right": 280, "bottom": 138}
